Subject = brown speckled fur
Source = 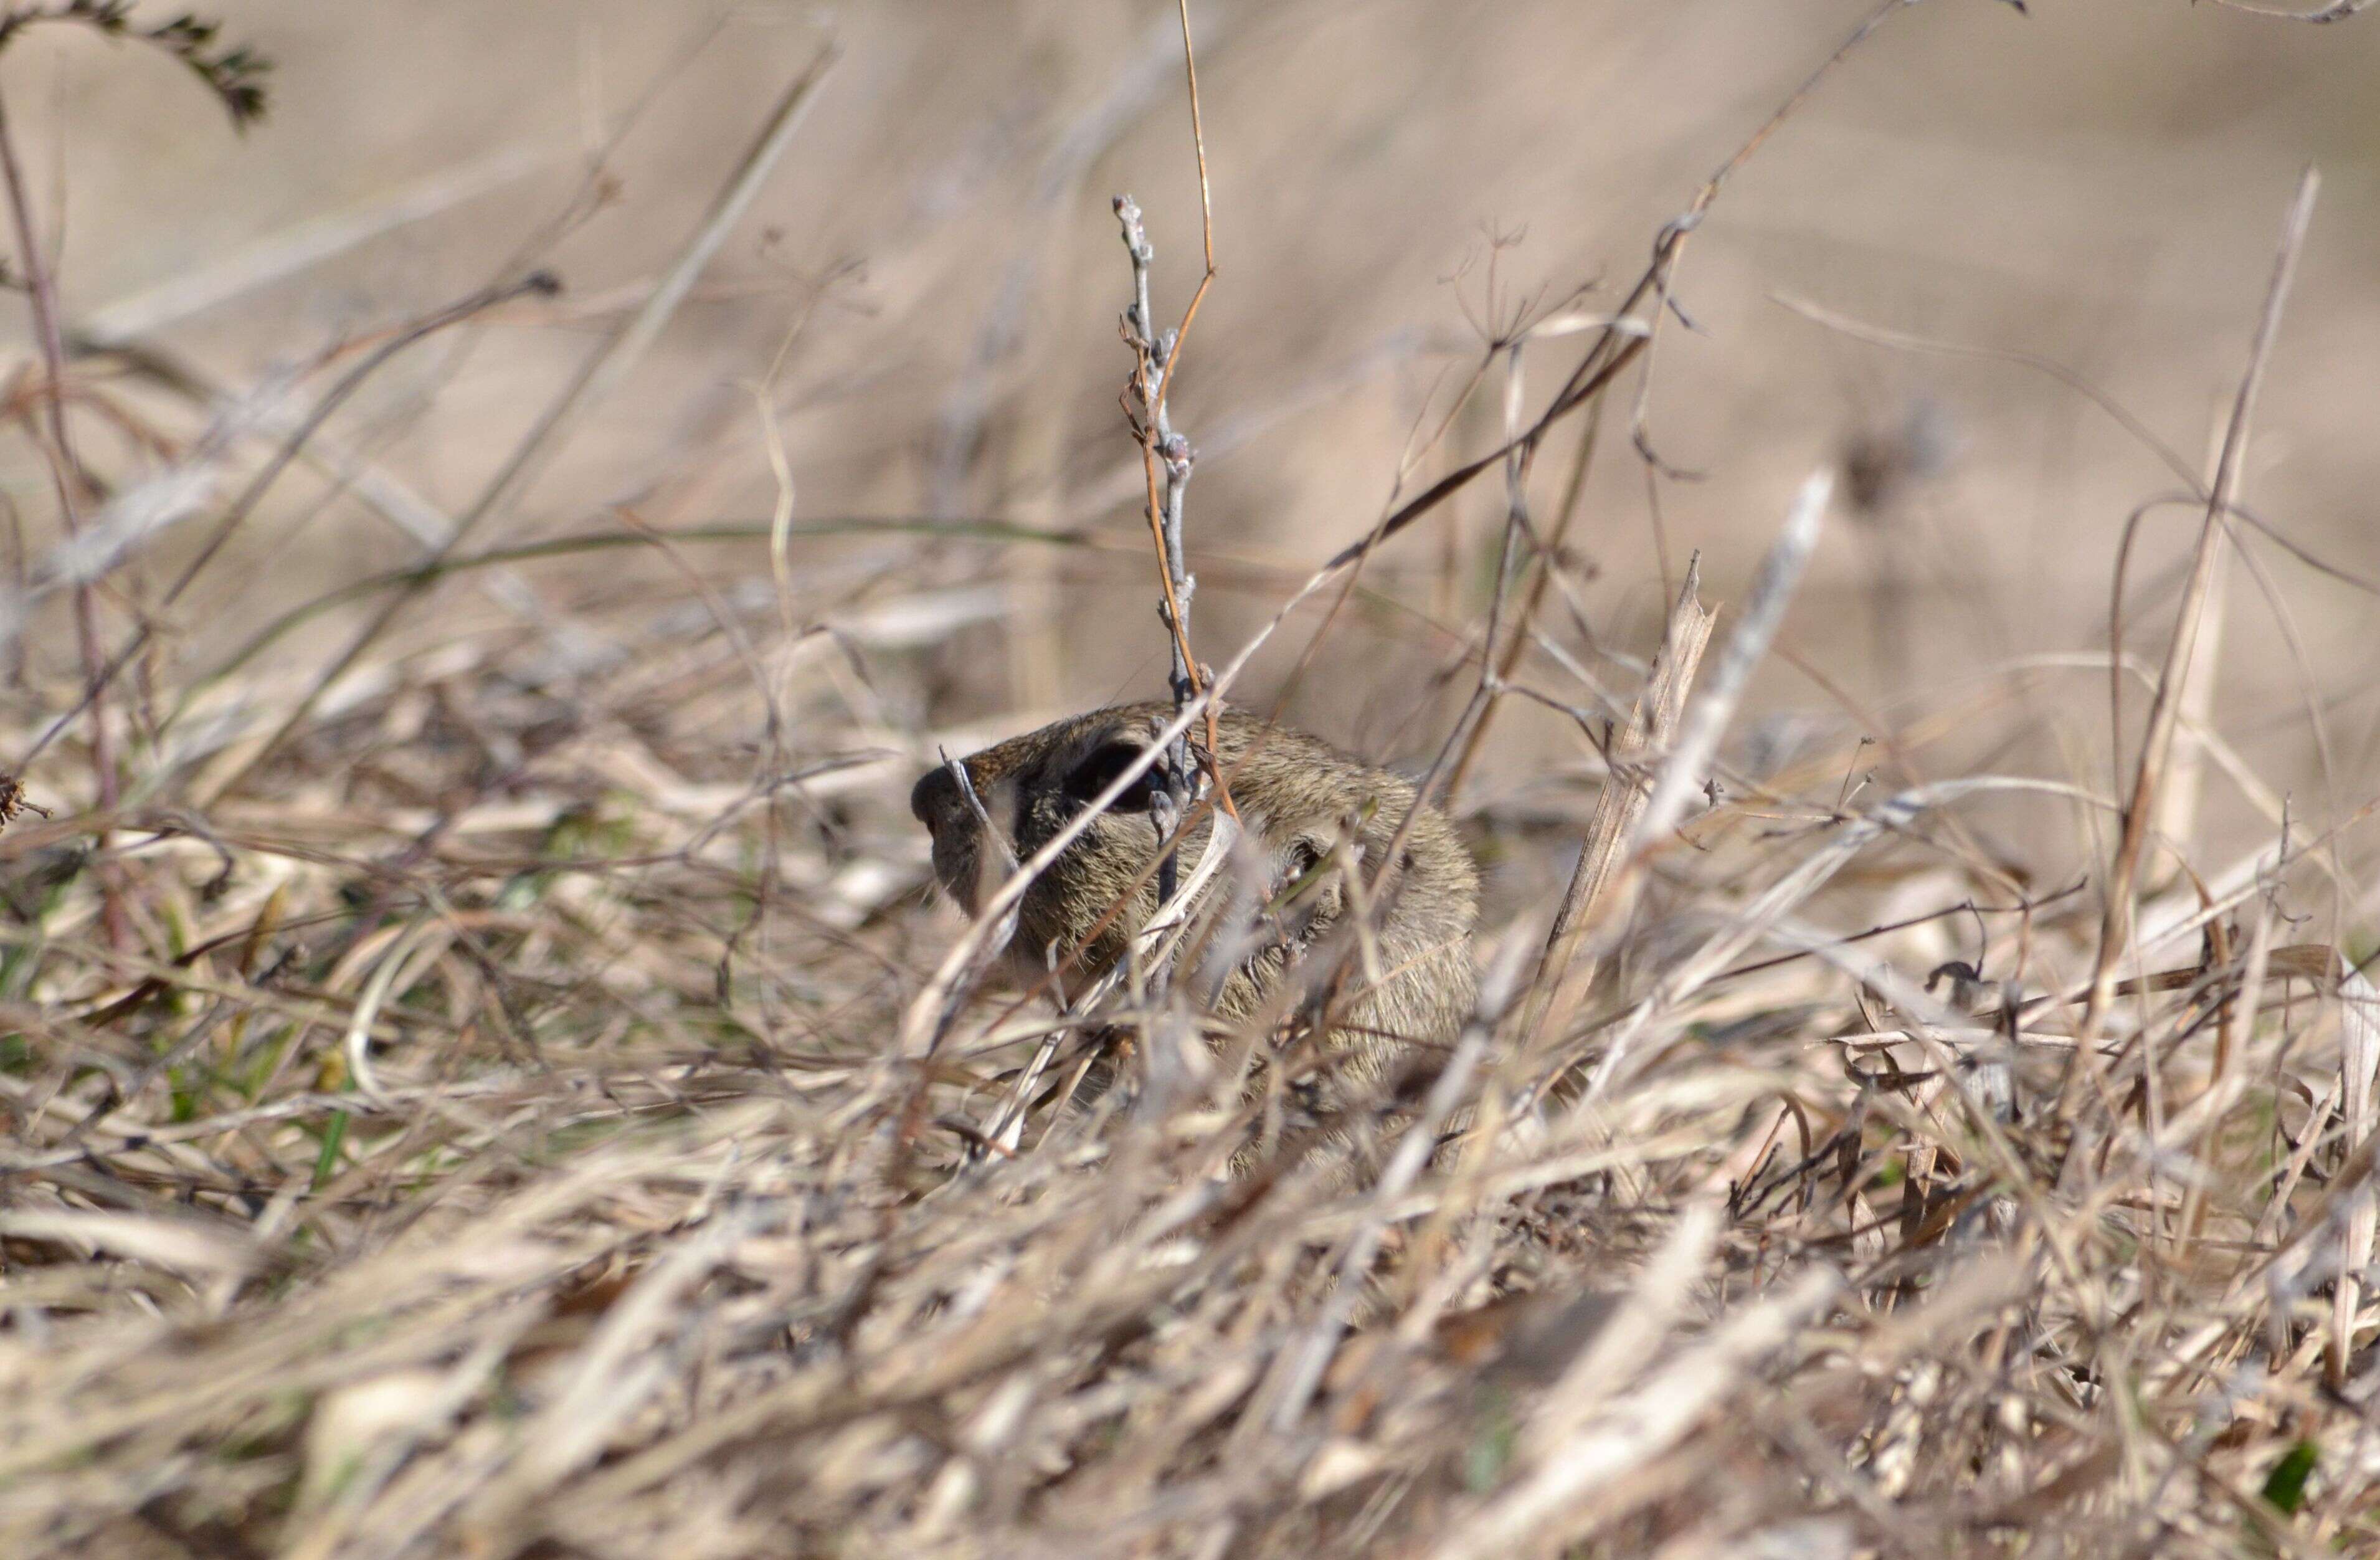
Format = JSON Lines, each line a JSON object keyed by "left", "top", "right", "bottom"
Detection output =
{"left": 911, "top": 703, "right": 1479, "bottom": 1085}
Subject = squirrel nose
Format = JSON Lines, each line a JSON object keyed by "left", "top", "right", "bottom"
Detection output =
{"left": 910, "top": 764, "right": 959, "bottom": 828}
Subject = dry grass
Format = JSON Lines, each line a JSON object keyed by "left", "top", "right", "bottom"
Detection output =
{"left": 2, "top": 4, "right": 2380, "bottom": 1558}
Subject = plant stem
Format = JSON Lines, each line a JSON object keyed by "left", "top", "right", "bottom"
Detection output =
{"left": 0, "top": 81, "right": 123, "bottom": 944}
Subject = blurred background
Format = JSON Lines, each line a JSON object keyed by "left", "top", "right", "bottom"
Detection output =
{"left": 10, "top": 0, "right": 2380, "bottom": 925}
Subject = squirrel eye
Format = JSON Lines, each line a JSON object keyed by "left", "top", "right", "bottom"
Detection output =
{"left": 1063, "top": 741, "right": 1161, "bottom": 812}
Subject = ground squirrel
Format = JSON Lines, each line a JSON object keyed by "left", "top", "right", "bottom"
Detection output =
{"left": 910, "top": 702, "right": 1480, "bottom": 1087}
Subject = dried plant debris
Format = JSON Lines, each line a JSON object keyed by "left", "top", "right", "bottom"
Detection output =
{"left": 0, "top": 773, "right": 46, "bottom": 832}
{"left": 2, "top": 447, "right": 2374, "bottom": 1555}
{"left": 0, "top": 5, "right": 2376, "bottom": 1559}
{"left": 0, "top": 4, "right": 270, "bottom": 126}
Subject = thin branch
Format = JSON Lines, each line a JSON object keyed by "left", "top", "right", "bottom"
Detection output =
{"left": 1110, "top": 1, "right": 1235, "bottom": 865}
{"left": 1113, "top": 197, "right": 1215, "bottom": 897}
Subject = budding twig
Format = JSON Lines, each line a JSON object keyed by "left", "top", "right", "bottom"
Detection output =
{"left": 1111, "top": 0, "right": 1234, "bottom": 917}
{"left": 1114, "top": 196, "right": 1206, "bottom": 905}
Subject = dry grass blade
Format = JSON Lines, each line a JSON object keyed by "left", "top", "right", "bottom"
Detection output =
{"left": 1435, "top": 1266, "right": 1844, "bottom": 1559}
{"left": 1633, "top": 468, "right": 1833, "bottom": 852}
{"left": 1264, "top": 929, "right": 1532, "bottom": 1435}
{"left": 2335, "top": 961, "right": 2380, "bottom": 1381}
{"left": 2077, "top": 169, "right": 2318, "bottom": 1058}
{"left": 1519, "top": 554, "right": 1714, "bottom": 1049}
{"left": 0, "top": 1208, "right": 258, "bottom": 1278}
{"left": 2202, "top": 0, "right": 2378, "bottom": 17}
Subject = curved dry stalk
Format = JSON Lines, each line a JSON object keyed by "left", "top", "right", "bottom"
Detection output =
{"left": 2074, "top": 170, "right": 2319, "bottom": 1075}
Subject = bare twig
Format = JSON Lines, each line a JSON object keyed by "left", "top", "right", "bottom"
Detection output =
{"left": 1623, "top": 0, "right": 1949, "bottom": 472}
{"left": 1442, "top": 391, "right": 1607, "bottom": 804}
{"left": 1111, "top": 3, "right": 1228, "bottom": 887}
{"left": 1152, "top": 0, "right": 1218, "bottom": 420}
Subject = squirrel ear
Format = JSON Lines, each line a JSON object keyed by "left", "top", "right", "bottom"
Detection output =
{"left": 1063, "top": 740, "right": 1161, "bottom": 812}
